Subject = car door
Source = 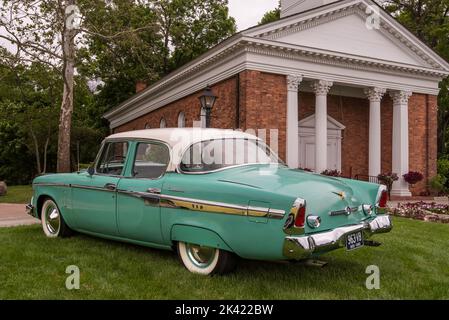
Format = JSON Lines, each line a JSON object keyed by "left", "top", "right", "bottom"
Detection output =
{"left": 116, "top": 140, "right": 170, "bottom": 244}
{"left": 71, "top": 140, "right": 129, "bottom": 235}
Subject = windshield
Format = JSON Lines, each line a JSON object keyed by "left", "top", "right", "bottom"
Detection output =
{"left": 180, "top": 138, "right": 283, "bottom": 173}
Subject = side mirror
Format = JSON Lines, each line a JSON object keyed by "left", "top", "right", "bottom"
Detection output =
{"left": 87, "top": 167, "right": 95, "bottom": 176}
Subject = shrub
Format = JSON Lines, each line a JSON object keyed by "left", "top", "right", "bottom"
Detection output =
{"left": 321, "top": 169, "right": 342, "bottom": 177}
{"left": 429, "top": 174, "right": 447, "bottom": 195}
{"left": 403, "top": 171, "right": 424, "bottom": 185}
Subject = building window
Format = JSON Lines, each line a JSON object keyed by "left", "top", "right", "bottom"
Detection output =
{"left": 144, "top": 123, "right": 151, "bottom": 129}
{"left": 160, "top": 117, "right": 166, "bottom": 128}
{"left": 178, "top": 112, "right": 186, "bottom": 128}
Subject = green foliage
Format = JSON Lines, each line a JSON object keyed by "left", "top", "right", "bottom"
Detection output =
{"left": 79, "top": 0, "right": 237, "bottom": 111}
{"left": 436, "top": 158, "right": 449, "bottom": 193}
{"left": 429, "top": 174, "right": 447, "bottom": 194}
{"left": 259, "top": 1, "right": 281, "bottom": 25}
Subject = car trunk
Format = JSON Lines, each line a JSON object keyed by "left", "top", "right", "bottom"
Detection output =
{"left": 215, "top": 165, "right": 373, "bottom": 234}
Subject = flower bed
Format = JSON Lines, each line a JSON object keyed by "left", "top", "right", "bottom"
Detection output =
{"left": 389, "top": 202, "right": 449, "bottom": 224}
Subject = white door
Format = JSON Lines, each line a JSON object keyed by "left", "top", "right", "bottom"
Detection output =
{"left": 300, "top": 136, "right": 339, "bottom": 171}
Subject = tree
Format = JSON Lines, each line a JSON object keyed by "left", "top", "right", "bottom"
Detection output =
{"left": 163, "top": 0, "right": 237, "bottom": 72}
{"left": 381, "top": 1, "right": 449, "bottom": 156}
{"left": 0, "top": 62, "right": 61, "bottom": 175}
{"left": 0, "top": 0, "right": 160, "bottom": 172}
{"left": 81, "top": 0, "right": 237, "bottom": 112}
{"left": 0, "top": 0, "right": 78, "bottom": 172}
{"left": 259, "top": 1, "right": 281, "bottom": 25}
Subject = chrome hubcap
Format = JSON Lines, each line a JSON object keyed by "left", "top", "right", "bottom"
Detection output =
{"left": 45, "top": 204, "right": 60, "bottom": 235}
{"left": 186, "top": 244, "right": 216, "bottom": 268}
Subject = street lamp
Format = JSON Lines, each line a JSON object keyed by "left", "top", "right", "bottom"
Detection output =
{"left": 199, "top": 86, "right": 217, "bottom": 128}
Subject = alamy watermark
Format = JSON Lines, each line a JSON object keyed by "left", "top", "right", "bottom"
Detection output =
{"left": 365, "top": 265, "right": 380, "bottom": 290}
{"left": 65, "top": 265, "right": 80, "bottom": 290}
{"left": 65, "top": 5, "right": 82, "bottom": 30}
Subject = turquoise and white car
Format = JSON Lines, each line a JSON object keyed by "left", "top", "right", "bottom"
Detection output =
{"left": 27, "top": 128, "right": 392, "bottom": 275}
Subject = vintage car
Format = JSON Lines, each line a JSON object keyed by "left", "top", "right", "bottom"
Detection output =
{"left": 26, "top": 128, "right": 392, "bottom": 275}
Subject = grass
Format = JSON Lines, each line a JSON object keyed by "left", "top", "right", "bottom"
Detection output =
{"left": 0, "top": 185, "right": 33, "bottom": 204}
{"left": 0, "top": 217, "right": 448, "bottom": 300}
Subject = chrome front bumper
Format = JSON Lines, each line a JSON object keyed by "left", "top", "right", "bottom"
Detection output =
{"left": 283, "top": 215, "right": 392, "bottom": 260}
{"left": 25, "top": 204, "right": 35, "bottom": 217}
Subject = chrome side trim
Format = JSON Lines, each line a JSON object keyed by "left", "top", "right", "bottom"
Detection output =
{"left": 117, "top": 190, "right": 286, "bottom": 219}
{"left": 33, "top": 183, "right": 70, "bottom": 187}
{"left": 34, "top": 182, "right": 286, "bottom": 220}
{"left": 71, "top": 184, "right": 116, "bottom": 193}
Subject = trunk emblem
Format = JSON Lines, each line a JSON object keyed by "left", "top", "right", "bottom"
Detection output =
{"left": 332, "top": 191, "right": 346, "bottom": 200}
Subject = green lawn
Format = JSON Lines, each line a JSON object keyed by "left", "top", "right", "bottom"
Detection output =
{"left": 0, "top": 185, "right": 33, "bottom": 204}
{"left": 0, "top": 217, "right": 448, "bottom": 299}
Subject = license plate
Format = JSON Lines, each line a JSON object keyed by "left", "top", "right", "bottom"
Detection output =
{"left": 346, "top": 231, "right": 364, "bottom": 251}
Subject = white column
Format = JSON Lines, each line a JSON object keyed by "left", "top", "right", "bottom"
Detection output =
{"left": 390, "top": 90, "right": 412, "bottom": 197}
{"left": 286, "top": 75, "right": 302, "bottom": 168}
{"left": 364, "top": 87, "right": 386, "bottom": 177}
{"left": 311, "top": 80, "right": 333, "bottom": 173}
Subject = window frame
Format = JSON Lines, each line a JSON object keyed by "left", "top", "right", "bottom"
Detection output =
{"left": 94, "top": 140, "right": 130, "bottom": 178}
{"left": 177, "top": 138, "right": 285, "bottom": 175}
{"left": 130, "top": 140, "right": 171, "bottom": 180}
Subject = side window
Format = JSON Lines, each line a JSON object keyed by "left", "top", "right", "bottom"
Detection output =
{"left": 132, "top": 142, "right": 170, "bottom": 179}
{"left": 96, "top": 141, "right": 129, "bottom": 176}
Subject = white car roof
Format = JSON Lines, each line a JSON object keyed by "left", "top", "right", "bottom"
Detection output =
{"left": 106, "top": 128, "right": 261, "bottom": 171}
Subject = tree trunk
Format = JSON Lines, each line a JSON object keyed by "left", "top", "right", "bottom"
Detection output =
{"left": 31, "top": 130, "right": 42, "bottom": 174}
{"left": 57, "top": 0, "right": 76, "bottom": 173}
{"left": 43, "top": 137, "right": 49, "bottom": 174}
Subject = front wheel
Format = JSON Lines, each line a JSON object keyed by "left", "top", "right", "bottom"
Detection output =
{"left": 177, "top": 242, "right": 237, "bottom": 275}
{"left": 41, "top": 199, "right": 73, "bottom": 238}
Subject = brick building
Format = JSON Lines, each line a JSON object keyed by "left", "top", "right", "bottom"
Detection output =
{"left": 104, "top": 0, "right": 449, "bottom": 197}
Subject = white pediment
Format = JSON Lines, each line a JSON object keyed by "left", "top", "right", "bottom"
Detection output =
{"left": 299, "top": 114, "right": 346, "bottom": 131}
{"left": 244, "top": 0, "right": 449, "bottom": 72}
{"left": 275, "top": 13, "right": 428, "bottom": 66}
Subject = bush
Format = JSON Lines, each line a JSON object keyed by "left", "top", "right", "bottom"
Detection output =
{"left": 429, "top": 174, "right": 447, "bottom": 195}
{"left": 321, "top": 169, "right": 342, "bottom": 177}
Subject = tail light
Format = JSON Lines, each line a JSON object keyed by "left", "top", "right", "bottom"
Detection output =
{"left": 377, "top": 188, "right": 388, "bottom": 208}
{"left": 293, "top": 198, "right": 306, "bottom": 228}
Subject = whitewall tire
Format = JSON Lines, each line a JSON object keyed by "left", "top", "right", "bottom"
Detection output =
{"left": 177, "top": 242, "right": 237, "bottom": 275}
{"left": 41, "top": 199, "right": 72, "bottom": 238}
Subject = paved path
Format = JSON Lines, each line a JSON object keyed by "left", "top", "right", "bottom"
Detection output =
{"left": 0, "top": 203, "right": 39, "bottom": 228}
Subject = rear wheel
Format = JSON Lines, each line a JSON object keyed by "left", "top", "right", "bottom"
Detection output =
{"left": 177, "top": 242, "right": 237, "bottom": 275}
{"left": 41, "top": 199, "right": 72, "bottom": 238}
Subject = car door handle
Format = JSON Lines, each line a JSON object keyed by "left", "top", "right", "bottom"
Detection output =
{"left": 104, "top": 183, "right": 117, "bottom": 191}
{"left": 147, "top": 188, "right": 161, "bottom": 194}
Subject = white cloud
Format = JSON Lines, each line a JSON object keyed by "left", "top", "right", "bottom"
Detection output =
{"left": 228, "top": 0, "right": 279, "bottom": 31}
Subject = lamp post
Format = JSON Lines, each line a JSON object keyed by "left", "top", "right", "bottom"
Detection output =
{"left": 199, "top": 86, "right": 217, "bottom": 128}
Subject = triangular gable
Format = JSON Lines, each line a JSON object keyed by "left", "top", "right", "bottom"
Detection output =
{"left": 243, "top": 0, "right": 449, "bottom": 72}
{"left": 299, "top": 114, "right": 346, "bottom": 131}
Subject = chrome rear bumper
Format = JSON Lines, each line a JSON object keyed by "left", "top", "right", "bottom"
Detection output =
{"left": 283, "top": 215, "right": 392, "bottom": 260}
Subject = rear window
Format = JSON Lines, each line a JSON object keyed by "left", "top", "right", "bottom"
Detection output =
{"left": 180, "top": 138, "right": 281, "bottom": 173}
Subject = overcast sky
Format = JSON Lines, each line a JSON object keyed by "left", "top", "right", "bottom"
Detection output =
{"left": 228, "top": 0, "right": 279, "bottom": 31}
